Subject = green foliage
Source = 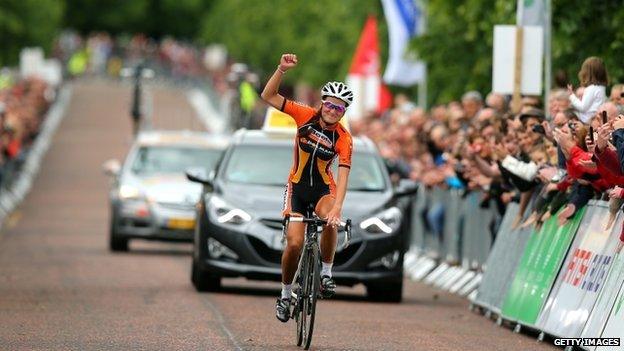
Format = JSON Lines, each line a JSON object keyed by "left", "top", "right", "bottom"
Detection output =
{"left": 0, "top": 0, "right": 64, "bottom": 66}
{"left": 411, "top": 0, "right": 515, "bottom": 105}
{"left": 152, "top": 0, "right": 209, "bottom": 39}
{"left": 413, "top": 0, "right": 624, "bottom": 106}
{"left": 63, "top": 0, "right": 149, "bottom": 35}
{"left": 5, "top": 0, "right": 624, "bottom": 106}
{"left": 552, "top": 0, "right": 624, "bottom": 86}
{"left": 63, "top": 0, "right": 212, "bottom": 39}
{"left": 198, "top": 0, "right": 387, "bottom": 86}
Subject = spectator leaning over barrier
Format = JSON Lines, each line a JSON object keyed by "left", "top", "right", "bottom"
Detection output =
{"left": 568, "top": 56, "right": 608, "bottom": 124}
{"left": 590, "top": 115, "right": 624, "bottom": 252}
{"left": 552, "top": 122, "right": 610, "bottom": 226}
{"left": 590, "top": 117, "right": 624, "bottom": 229}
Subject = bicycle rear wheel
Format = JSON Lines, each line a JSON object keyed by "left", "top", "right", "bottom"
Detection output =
{"left": 302, "top": 246, "right": 320, "bottom": 350}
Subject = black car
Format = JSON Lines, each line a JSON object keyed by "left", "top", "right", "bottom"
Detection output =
{"left": 186, "top": 129, "right": 416, "bottom": 302}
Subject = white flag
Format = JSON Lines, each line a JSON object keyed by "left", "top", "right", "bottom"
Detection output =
{"left": 517, "top": 0, "right": 545, "bottom": 27}
{"left": 381, "top": 0, "right": 425, "bottom": 86}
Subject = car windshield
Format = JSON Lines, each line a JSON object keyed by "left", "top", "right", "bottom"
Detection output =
{"left": 223, "top": 145, "right": 386, "bottom": 191}
{"left": 130, "top": 146, "right": 222, "bottom": 176}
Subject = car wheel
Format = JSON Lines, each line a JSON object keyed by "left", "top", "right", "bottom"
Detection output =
{"left": 366, "top": 281, "right": 403, "bottom": 303}
{"left": 109, "top": 227, "right": 129, "bottom": 252}
{"left": 191, "top": 258, "right": 221, "bottom": 292}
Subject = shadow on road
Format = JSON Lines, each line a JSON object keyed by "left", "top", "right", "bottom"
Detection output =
{"left": 209, "top": 280, "right": 452, "bottom": 307}
{"left": 216, "top": 286, "right": 369, "bottom": 303}
{"left": 206, "top": 281, "right": 384, "bottom": 304}
{"left": 122, "top": 248, "right": 192, "bottom": 256}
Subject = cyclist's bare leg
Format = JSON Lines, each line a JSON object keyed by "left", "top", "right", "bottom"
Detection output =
{"left": 276, "top": 215, "right": 305, "bottom": 322}
{"left": 316, "top": 195, "right": 337, "bottom": 264}
{"left": 281, "top": 215, "right": 305, "bottom": 284}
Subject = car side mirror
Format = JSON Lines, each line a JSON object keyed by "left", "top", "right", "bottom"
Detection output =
{"left": 102, "top": 159, "right": 121, "bottom": 177}
{"left": 185, "top": 167, "right": 214, "bottom": 192}
{"left": 394, "top": 179, "right": 418, "bottom": 198}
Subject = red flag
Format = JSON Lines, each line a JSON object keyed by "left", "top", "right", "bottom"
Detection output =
{"left": 349, "top": 16, "right": 380, "bottom": 76}
{"left": 378, "top": 83, "right": 393, "bottom": 113}
{"left": 346, "top": 16, "right": 393, "bottom": 119}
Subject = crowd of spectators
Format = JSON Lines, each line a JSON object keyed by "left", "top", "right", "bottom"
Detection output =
{"left": 0, "top": 77, "right": 55, "bottom": 188}
{"left": 52, "top": 34, "right": 624, "bottom": 254}
{"left": 54, "top": 32, "right": 261, "bottom": 131}
{"left": 54, "top": 31, "right": 210, "bottom": 80}
{"left": 351, "top": 56, "right": 624, "bottom": 253}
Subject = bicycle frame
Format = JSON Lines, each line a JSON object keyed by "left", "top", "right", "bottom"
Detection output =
{"left": 289, "top": 220, "right": 321, "bottom": 302}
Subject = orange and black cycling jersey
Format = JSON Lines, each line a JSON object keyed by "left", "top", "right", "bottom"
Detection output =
{"left": 280, "top": 99, "right": 353, "bottom": 193}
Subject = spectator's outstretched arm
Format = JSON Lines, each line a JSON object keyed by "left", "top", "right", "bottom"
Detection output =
{"left": 473, "top": 155, "right": 501, "bottom": 178}
{"left": 554, "top": 128, "right": 575, "bottom": 158}
{"left": 594, "top": 147, "right": 621, "bottom": 176}
{"left": 501, "top": 155, "right": 538, "bottom": 181}
{"left": 518, "top": 189, "right": 535, "bottom": 220}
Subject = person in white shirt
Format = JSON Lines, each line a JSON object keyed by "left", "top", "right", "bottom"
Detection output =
{"left": 568, "top": 56, "right": 608, "bottom": 124}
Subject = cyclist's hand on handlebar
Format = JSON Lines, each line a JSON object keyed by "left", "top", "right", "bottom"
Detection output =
{"left": 325, "top": 206, "right": 342, "bottom": 228}
{"left": 279, "top": 54, "right": 298, "bottom": 72}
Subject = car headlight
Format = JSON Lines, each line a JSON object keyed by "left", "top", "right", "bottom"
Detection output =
{"left": 118, "top": 186, "right": 150, "bottom": 218}
{"left": 208, "top": 195, "right": 252, "bottom": 224}
{"left": 359, "top": 207, "right": 402, "bottom": 234}
{"left": 119, "top": 185, "right": 142, "bottom": 200}
{"left": 207, "top": 238, "right": 239, "bottom": 260}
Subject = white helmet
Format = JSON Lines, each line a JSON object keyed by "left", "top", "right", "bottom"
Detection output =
{"left": 321, "top": 81, "right": 354, "bottom": 107}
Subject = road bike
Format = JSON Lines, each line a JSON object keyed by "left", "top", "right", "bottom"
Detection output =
{"left": 282, "top": 209, "right": 351, "bottom": 350}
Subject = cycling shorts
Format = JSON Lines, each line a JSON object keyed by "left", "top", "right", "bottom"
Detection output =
{"left": 282, "top": 182, "right": 333, "bottom": 216}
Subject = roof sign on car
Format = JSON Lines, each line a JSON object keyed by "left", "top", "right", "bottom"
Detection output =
{"left": 262, "top": 107, "right": 297, "bottom": 133}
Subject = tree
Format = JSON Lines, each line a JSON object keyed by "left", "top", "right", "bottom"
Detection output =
{"left": 0, "top": 0, "right": 64, "bottom": 66}
{"left": 411, "top": 0, "right": 624, "bottom": 106}
{"left": 411, "top": 0, "right": 515, "bottom": 106}
{"left": 552, "top": 0, "right": 624, "bottom": 87}
{"left": 63, "top": 0, "right": 150, "bottom": 35}
{"left": 198, "top": 0, "right": 387, "bottom": 87}
{"left": 63, "top": 0, "right": 212, "bottom": 39}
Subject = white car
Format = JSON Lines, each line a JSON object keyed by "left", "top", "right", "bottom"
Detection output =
{"left": 104, "top": 130, "right": 230, "bottom": 251}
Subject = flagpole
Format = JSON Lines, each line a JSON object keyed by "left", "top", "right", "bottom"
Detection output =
{"left": 418, "top": 65, "right": 427, "bottom": 109}
{"left": 544, "top": 0, "right": 552, "bottom": 117}
{"left": 512, "top": 0, "right": 524, "bottom": 114}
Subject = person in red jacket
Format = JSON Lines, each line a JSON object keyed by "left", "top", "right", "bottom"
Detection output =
{"left": 553, "top": 125, "right": 605, "bottom": 225}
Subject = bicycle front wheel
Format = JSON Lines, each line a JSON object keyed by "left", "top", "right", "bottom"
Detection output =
{"left": 295, "top": 251, "right": 308, "bottom": 346}
{"left": 302, "top": 245, "right": 320, "bottom": 350}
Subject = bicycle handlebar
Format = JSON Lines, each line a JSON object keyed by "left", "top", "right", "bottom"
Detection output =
{"left": 286, "top": 216, "right": 346, "bottom": 227}
{"left": 282, "top": 215, "right": 352, "bottom": 249}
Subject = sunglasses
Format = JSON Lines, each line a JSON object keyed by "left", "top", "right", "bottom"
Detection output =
{"left": 322, "top": 100, "right": 346, "bottom": 114}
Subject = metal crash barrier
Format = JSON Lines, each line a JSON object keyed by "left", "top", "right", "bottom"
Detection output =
{"left": 405, "top": 185, "right": 497, "bottom": 296}
{"left": 404, "top": 184, "right": 624, "bottom": 346}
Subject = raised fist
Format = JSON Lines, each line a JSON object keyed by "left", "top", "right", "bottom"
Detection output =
{"left": 279, "top": 53, "right": 298, "bottom": 72}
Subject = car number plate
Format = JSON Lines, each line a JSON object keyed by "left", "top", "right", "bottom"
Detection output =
{"left": 167, "top": 218, "right": 195, "bottom": 230}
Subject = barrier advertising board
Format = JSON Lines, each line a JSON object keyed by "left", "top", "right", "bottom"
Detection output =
{"left": 537, "top": 203, "right": 621, "bottom": 337}
{"left": 501, "top": 207, "right": 586, "bottom": 325}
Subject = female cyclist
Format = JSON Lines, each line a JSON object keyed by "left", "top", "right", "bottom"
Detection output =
{"left": 261, "top": 53, "right": 354, "bottom": 323}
